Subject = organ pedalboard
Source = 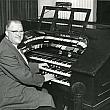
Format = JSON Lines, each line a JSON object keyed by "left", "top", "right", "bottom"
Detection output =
{"left": 21, "top": 30, "right": 88, "bottom": 86}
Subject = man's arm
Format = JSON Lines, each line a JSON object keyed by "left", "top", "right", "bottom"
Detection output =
{"left": 0, "top": 51, "right": 45, "bottom": 87}
{"left": 28, "top": 62, "right": 40, "bottom": 74}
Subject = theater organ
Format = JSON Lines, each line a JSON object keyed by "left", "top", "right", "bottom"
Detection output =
{"left": 20, "top": 6, "right": 110, "bottom": 110}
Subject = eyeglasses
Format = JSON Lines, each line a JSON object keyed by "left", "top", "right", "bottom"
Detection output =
{"left": 7, "top": 30, "right": 24, "bottom": 34}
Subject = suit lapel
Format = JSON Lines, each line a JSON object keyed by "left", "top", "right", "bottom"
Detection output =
{"left": 4, "top": 37, "right": 29, "bottom": 68}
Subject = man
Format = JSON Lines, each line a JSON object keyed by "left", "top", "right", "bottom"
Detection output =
{"left": 0, "top": 20, "right": 55, "bottom": 110}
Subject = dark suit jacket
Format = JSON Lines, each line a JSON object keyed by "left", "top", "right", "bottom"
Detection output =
{"left": 0, "top": 37, "right": 55, "bottom": 109}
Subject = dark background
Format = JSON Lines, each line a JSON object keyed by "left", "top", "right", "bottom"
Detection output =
{"left": 97, "top": 0, "right": 110, "bottom": 24}
{"left": 0, "top": 0, "right": 110, "bottom": 35}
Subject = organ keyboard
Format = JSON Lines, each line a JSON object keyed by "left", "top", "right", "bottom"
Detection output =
{"left": 29, "top": 55, "right": 72, "bottom": 68}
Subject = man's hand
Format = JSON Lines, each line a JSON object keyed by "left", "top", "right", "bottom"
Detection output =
{"left": 38, "top": 63, "right": 55, "bottom": 81}
{"left": 44, "top": 74, "right": 55, "bottom": 82}
{"left": 38, "top": 63, "right": 48, "bottom": 69}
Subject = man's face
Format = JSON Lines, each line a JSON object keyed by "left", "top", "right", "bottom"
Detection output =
{"left": 6, "top": 22, "right": 24, "bottom": 45}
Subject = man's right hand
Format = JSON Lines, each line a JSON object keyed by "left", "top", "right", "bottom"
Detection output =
{"left": 39, "top": 63, "right": 48, "bottom": 69}
{"left": 44, "top": 74, "right": 55, "bottom": 82}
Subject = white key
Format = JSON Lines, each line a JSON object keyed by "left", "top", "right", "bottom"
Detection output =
{"left": 39, "top": 66, "right": 71, "bottom": 77}
{"left": 30, "top": 56, "right": 71, "bottom": 68}
{"left": 51, "top": 79, "right": 70, "bottom": 86}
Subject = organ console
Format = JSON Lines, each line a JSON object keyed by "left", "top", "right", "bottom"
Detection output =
{"left": 20, "top": 6, "right": 110, "bottom": 110}
{"left": 22, "top": 30, "right": 88, "bottom": 87}
{"left": 19, "top": 29, "right": 88, "bottom": 110}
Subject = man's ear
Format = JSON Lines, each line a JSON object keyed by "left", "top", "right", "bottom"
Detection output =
{"left": 5, "top": 31, "right": 8, "bottom": 36}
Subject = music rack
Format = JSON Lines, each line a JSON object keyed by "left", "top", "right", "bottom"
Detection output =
{"left": 38, "top": 6, "right": 91, "bottom": 34}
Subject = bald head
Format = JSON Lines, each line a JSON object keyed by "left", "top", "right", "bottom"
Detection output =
{"left": 6, "top": 20, "right": 23, "bottom": 31}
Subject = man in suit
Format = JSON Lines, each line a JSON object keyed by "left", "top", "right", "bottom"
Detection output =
{"left": 0, "top": 20, "right": 55, "bottom": 110}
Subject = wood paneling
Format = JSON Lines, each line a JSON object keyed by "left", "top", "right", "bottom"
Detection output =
{"left": 0, "top": 0, "right": 38, "bottom": 35}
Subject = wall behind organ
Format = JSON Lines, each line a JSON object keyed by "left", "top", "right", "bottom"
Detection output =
{"left": 0, "top": 0, "right": 38, "bottom": 35}
{"left": 38, "top": 0, "right": 56, "bottom": 18}
{"left": 38, "top": 0, "right": 97, "bottom": 22}
{"left": 97, "top": 0, "right": 110, "bottom": 24}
